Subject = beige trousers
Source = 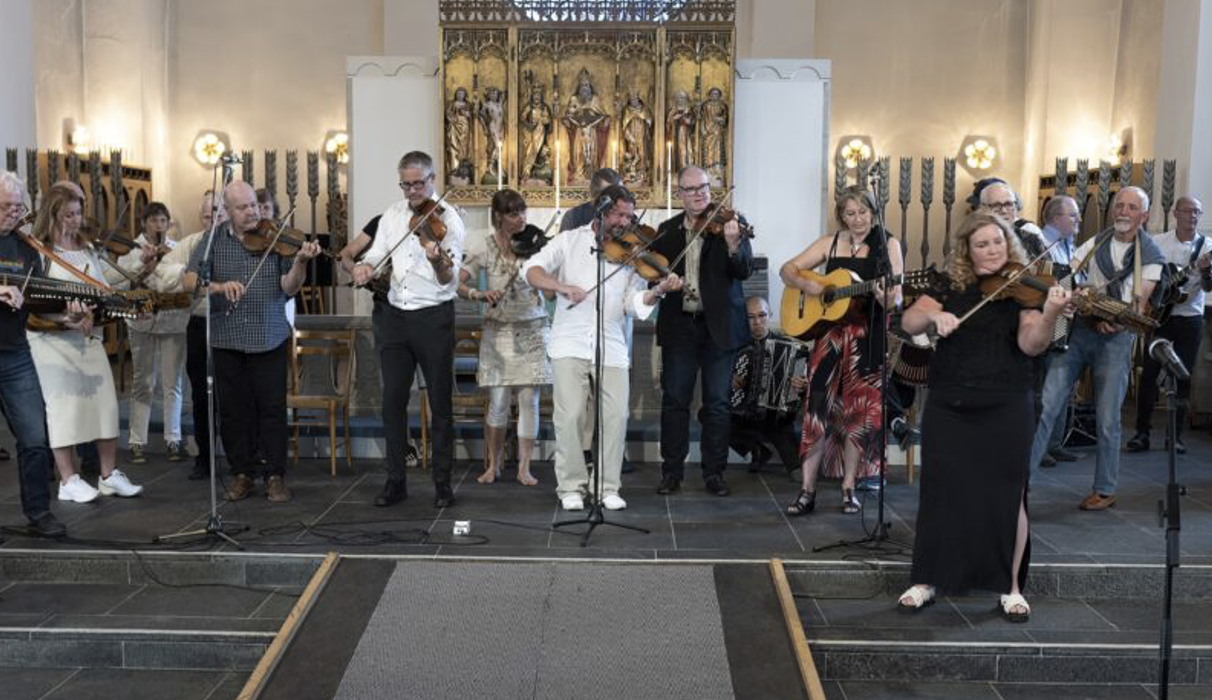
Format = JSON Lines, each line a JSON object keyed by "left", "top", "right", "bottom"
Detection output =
{"left": 552, "top": 358, "right": 628, "bottom": 498}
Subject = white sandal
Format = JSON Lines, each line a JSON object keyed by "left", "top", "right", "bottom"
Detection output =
{"left": 999, "top": 593, "right": 1030, "bottom": 623}
{"left": 897, "top": 585, "right": 935, "bottom": 613}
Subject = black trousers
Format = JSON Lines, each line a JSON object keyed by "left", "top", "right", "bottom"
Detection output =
{"left": 1136, "top": 314, "right": 1204, "bottom": 436}
{"left": 214, "top": 341, "right": 288, "bottom": 479}
{"left": 660, "top": 316, "right": 735, "bottom": 480}
{"left": 729, "top": 416, "right": 800, "bottom": 472}
{"left": 186, "top": 315, "right": 211, "bottom": 467}
{"left": 372, "top": 300, "right": 454, "bottom": 486}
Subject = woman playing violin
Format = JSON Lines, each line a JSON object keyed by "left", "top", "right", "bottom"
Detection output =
{"left": 647, "top": 164, "right": 753, "bottom": 497}
{"left": 28, "top": 186, "right": 144, "bottom": 503}
{"left": 780, "top": 186, "right": 902, "bottom": 516}
{"left": 897, "top": 212, "right": 1071, "bottom": 623}
{"left": 458, "top": 189, "right": 552, "bottom": 486}
{"left": 117, "top": 202, "right": 189, "bottom": 465}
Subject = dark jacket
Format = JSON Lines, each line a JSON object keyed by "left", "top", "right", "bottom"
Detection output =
{"left": 650, "top": 212, "right": 753, "bottom": 351}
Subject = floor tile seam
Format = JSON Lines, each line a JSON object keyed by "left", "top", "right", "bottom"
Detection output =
{"left": 0, "top": 625, "right": 278, "bottom": 638}
{"left": 201, "top": 670, "right": 239, "bottom": 700}
{"left": 34, "top": 666, "right": 81, "bottom": 700}
{"left": 300, "top": 472, "right": 369, "bottom": 538}
{"left": 40, "top": 612, "right": 283, "bottom": 623}
{"left": 989, "top": 678, "right": 1007, "bottom": 699}
{"left": 948, "top": 597, "right": 976, "bottom": 630}
{"left": 761, "top": 472, "right": 807, "bottom": 552}
{"left": 243, "top": 587, "right": 281, "bottom": 620}
{"left": 1080, "top": 597, "right": 1122, "bottom": 632}
{"left": 101, "top": 584, "right": 148, "bottom": 616}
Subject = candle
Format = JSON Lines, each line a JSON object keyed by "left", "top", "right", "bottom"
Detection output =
{"left": 611, "top": 139, "right": 617, "bottom": 170}
{"left": 666, "top": 141, "right": 673, "bottom": 218}
{"left": 496, "top": 141, "right": 503, "bottom": 191}
{"left": 554, "top": 138, "right": 561, "bottom": 211}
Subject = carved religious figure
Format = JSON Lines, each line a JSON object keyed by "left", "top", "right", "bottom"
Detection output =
{"left": 699, "top": 87, "right": 728, "bottom": 186}
{"left": 620, "top": 90, "right": 653, "bottom": 186}
{"left": 446, "top": 87, "right": 474, "bottom": 185}
{"left": 479, "top": 87, "right": 507, "bottom": 184}
{"left": 561, "top": 68, "right": 611, "bottom": 185}
{"left": 667, "top": 91, "right": 697, "bottom": 172}
{"left": 519, "top": 85, "right": 552, "bottom": 183}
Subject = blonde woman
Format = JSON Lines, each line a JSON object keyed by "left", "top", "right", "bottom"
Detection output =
{"left": 28, "top": 187, "right": 143, "bottom": 503}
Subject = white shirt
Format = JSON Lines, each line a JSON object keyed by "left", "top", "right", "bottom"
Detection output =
{"left": 118, "top": 234, "right": 190, "bottom": 334}
{"left": 1073, "top": 234, "right": 1162, "bottom": 304}
{"left": 1153, "top": 230, "right": 1209, "bottom": 317}
{"left": 522, "top": 224, "right": 657, "bottom": 368}
{"left": 148, "top": 230, "right": 206, "bottom": 317}
{"left": 360, "top": 197, "right": 465, "bottom": 311}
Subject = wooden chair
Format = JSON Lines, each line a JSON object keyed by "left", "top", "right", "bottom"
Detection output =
{"left": 419, "top": 329, "right": 486, "bottom": 469}
{"left": 287, "top": 329, "right": 355, "bottom": 476}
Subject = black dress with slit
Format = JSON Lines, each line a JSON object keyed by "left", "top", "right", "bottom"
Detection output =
{"left": 909, "top": 285, "right": 1033, "bottom": 595}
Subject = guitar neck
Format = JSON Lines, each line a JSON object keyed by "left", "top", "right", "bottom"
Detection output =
{"left": 829, "top": 273, "right": 901, "bottom": 300}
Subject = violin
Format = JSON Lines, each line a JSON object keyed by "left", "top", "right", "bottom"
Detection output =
{"left": 409, "top": 199, "right": 452, "bottom": 266}
{"left": 240, "top": 218, "right": 333, "bottom": 258}
{"left": 699, "top": 203, "right": 755, "bottom": 240}
{"left": 978, "top": 263, "right": 1057, "bottom": 308}
{"left": 602, "top": 223, "right": 673, "bottom": 283}
{"left": 80, "top": 218, "right": 143, "bottom": 257}
{"left": 510, "top": 224, "right": 550, "bottom": 258}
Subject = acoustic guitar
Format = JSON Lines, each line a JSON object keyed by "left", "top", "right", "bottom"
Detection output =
{"left": 780, "top": 267, "right": 945, "bottom": 339}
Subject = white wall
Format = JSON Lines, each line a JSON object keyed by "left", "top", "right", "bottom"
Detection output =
{"left": 0, "top": 0, "right": 37, "bottom": 152}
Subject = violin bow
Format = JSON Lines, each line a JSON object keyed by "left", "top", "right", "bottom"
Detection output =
{"left": 668, "top": 186, "right": 737, "bottom": 271}
{"left": 954, "top": 239, "right": 1061, "bottom": 326}
{"left": 566, "top": 209, "right": 673, "bottom": 309}
{"left": 493, "top": 210, "right": 561, "bottom": 309}
{"left": 369, "top": 192, "right": 452, "bottom": 277}
{"left": 226, "top": 205, "right": 298, "bottom": 316}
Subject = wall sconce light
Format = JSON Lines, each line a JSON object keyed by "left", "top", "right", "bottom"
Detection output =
{"left": 837, "top": 135, "right": 874, "bottom": 169}
{"left": 324, "top": 130, "right": 349, "bottom": 164}
{"left": 193, "top": 132, "right": 228, "bottom": 166}
{"left": 66, "top": 125, "right": 92, "bottom": 154}
{"left": 963, "top": 138, "right": 997, "bottom": 170}
{"left": 1106, "top": 131, "right": 1130, "bottom": 166}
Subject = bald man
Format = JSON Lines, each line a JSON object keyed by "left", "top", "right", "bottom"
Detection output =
{"left": 1127, "top": 195, "right": 1210, "bottom": 454}
{"left": 185, "top": 181, "right": 320, "bottom": 503}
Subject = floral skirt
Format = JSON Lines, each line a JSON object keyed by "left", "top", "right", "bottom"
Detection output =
{"left": 799, "top": 321, "right": 883, "bottom": 479}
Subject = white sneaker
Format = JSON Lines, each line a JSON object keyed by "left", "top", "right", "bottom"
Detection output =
{"left": 58, "top": 474, "right": 99, "bottom": 503}
{"left": 602, "top": 494, "right": 627, "bottom": 510}
{"left": 560, "top": 494, "right": 585, "bottom": 511}
{"left": 98, "top": 469, "right": 144, "bottom": 497}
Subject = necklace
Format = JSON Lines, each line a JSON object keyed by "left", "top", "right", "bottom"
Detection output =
{"left": 848, "top": 233, "right": 866, "bottom": 257}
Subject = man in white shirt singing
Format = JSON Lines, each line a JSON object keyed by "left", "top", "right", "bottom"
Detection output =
{"left": 524, "top": 185, "right": 682, "bottom": 511}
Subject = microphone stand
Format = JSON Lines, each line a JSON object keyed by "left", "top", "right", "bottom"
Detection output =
{"left": 1156, "top": 366, "right": 1183, "bottom": 699}
{"left": 816, "top": 171, "right": 911, "bottom": 554}
{"left": 157, "top": 158, "right": 247, "bottom": 549}
{"left": 553, "top": 205, "right": 649, "bottom": 547}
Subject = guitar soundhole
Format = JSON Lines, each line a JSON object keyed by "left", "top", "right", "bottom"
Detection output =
{"left": 822, "top": 289, "right": 834, "bottom": 304}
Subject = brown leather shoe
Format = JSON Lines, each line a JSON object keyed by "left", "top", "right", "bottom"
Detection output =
{"left": 1079, "top": 492, "right": 1116, "bottom": 511}
{"left": 265, "top": 475, "right": 292, "bottom": 503}
{"left": 225, "top": 474, "right": 255, "bottom": 502}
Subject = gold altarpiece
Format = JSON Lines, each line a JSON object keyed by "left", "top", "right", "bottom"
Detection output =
{"left": 438, "top": 0, "right": 736, "bottom": 207}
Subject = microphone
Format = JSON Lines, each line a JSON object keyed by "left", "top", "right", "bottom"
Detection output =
{"left": 594, "top": 194, "right": 614, "bottom": 213}
{"left": 1149, "top": 338, "right": 1190, "bottom": 382}
{"left": 221, "top": 153, "right": 243, "bottom": 164}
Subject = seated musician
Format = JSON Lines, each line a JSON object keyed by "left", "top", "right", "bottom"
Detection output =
{"left": 1029, "top": 187, "right": 1162, "bottom": 511}
{"left": 779, "top": 186, "right": 903, "bottom": 515}
{"left": 729, "top": 296, "right": 806, "bottom": 476}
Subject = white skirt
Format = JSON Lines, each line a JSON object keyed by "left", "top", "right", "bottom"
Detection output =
{"left": 28, "top": 330, "right": 120, "bottom": 448}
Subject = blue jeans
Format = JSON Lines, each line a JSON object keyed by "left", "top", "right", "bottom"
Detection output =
{"left": 1030, "top": 324, "right": 1133, "bottom": 495}
{"left": 0, "top": 345, "right": 54, "bottom": 520}
{"left": 659, "top": 318, "right": 735, "bottom": 479}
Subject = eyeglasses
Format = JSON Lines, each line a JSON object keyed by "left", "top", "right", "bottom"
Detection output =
{"left": 0, "top": 202, "right": 27, "bottom": 214}
{"left": 678, "top": 183, "right": 710, "bottom": 196}
{"left": 985, "top": 201, "right": 1016, "bottom": 212}
{"left": 399, "top": 176, "right": 432, "bottom": 191}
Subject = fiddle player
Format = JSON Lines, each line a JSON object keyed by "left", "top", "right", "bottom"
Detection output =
{"left": 184, "top": 181, "right": 321, "bottom": 503}
{"left": 728, "top": 296, "right": 806, "bottom": 476}
{"left": 351, "top": 151, "right": 465, "bottom": 509}
{"left": 648, "top": 165, "right": 753, "bottom": 498}
{"left": 524, "top": 184, "right": 681, "bottom": 511}
{"left": 898, "top": 212, "right": 1072, "bottom": 623}
{"left": 1029, "top": 186, "right": 1163, "bottom": 511}
{"left": 780, "top": 187, "right": 903, "bottom": 515}
{"left": 458, "top": 189, "right": 551, "bottom": 487}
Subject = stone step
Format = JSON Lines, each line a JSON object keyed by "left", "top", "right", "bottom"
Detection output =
{"left": 0, "top": 627, "right": 271, "bottom": 672}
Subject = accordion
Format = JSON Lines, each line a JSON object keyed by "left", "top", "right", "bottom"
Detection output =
{"left": 730, "top": 336, "right": 811, "bottom": 420}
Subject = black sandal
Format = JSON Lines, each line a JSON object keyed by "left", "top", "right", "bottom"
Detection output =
{"left": 842, "top": 488, "right": 862, "bottom": 514}
{"left": 787, "top": 489, "right": 816, "bottom": 516}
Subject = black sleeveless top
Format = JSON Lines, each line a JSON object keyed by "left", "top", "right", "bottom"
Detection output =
{"left": 825, "top": 230, "right": 886, "bottom": 373}
{"left": 926, "top": 284, "right": 1033, "bottom": 392}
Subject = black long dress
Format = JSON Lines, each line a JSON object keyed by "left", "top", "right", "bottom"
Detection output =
{"left": 910, "top": 285, "right": 1033, "bottom": 595}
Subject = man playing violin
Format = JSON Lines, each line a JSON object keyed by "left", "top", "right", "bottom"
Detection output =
{"left": 0, "top": 172, "right": 68, "bottom": 538}
{"left": 648, "top": 165, "right": 753, "bottom": 497}
{"left": 350, "top": 151, "right": 465, "bottom": 509}
{"left": 524, "top": 184, "right": 681, "bottom": 511}
{"left": 1029, "top": 186, "right": 1163, "bottom": 511}
{"left": 184, "top": 181, "right": 321, "bottom": 504}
